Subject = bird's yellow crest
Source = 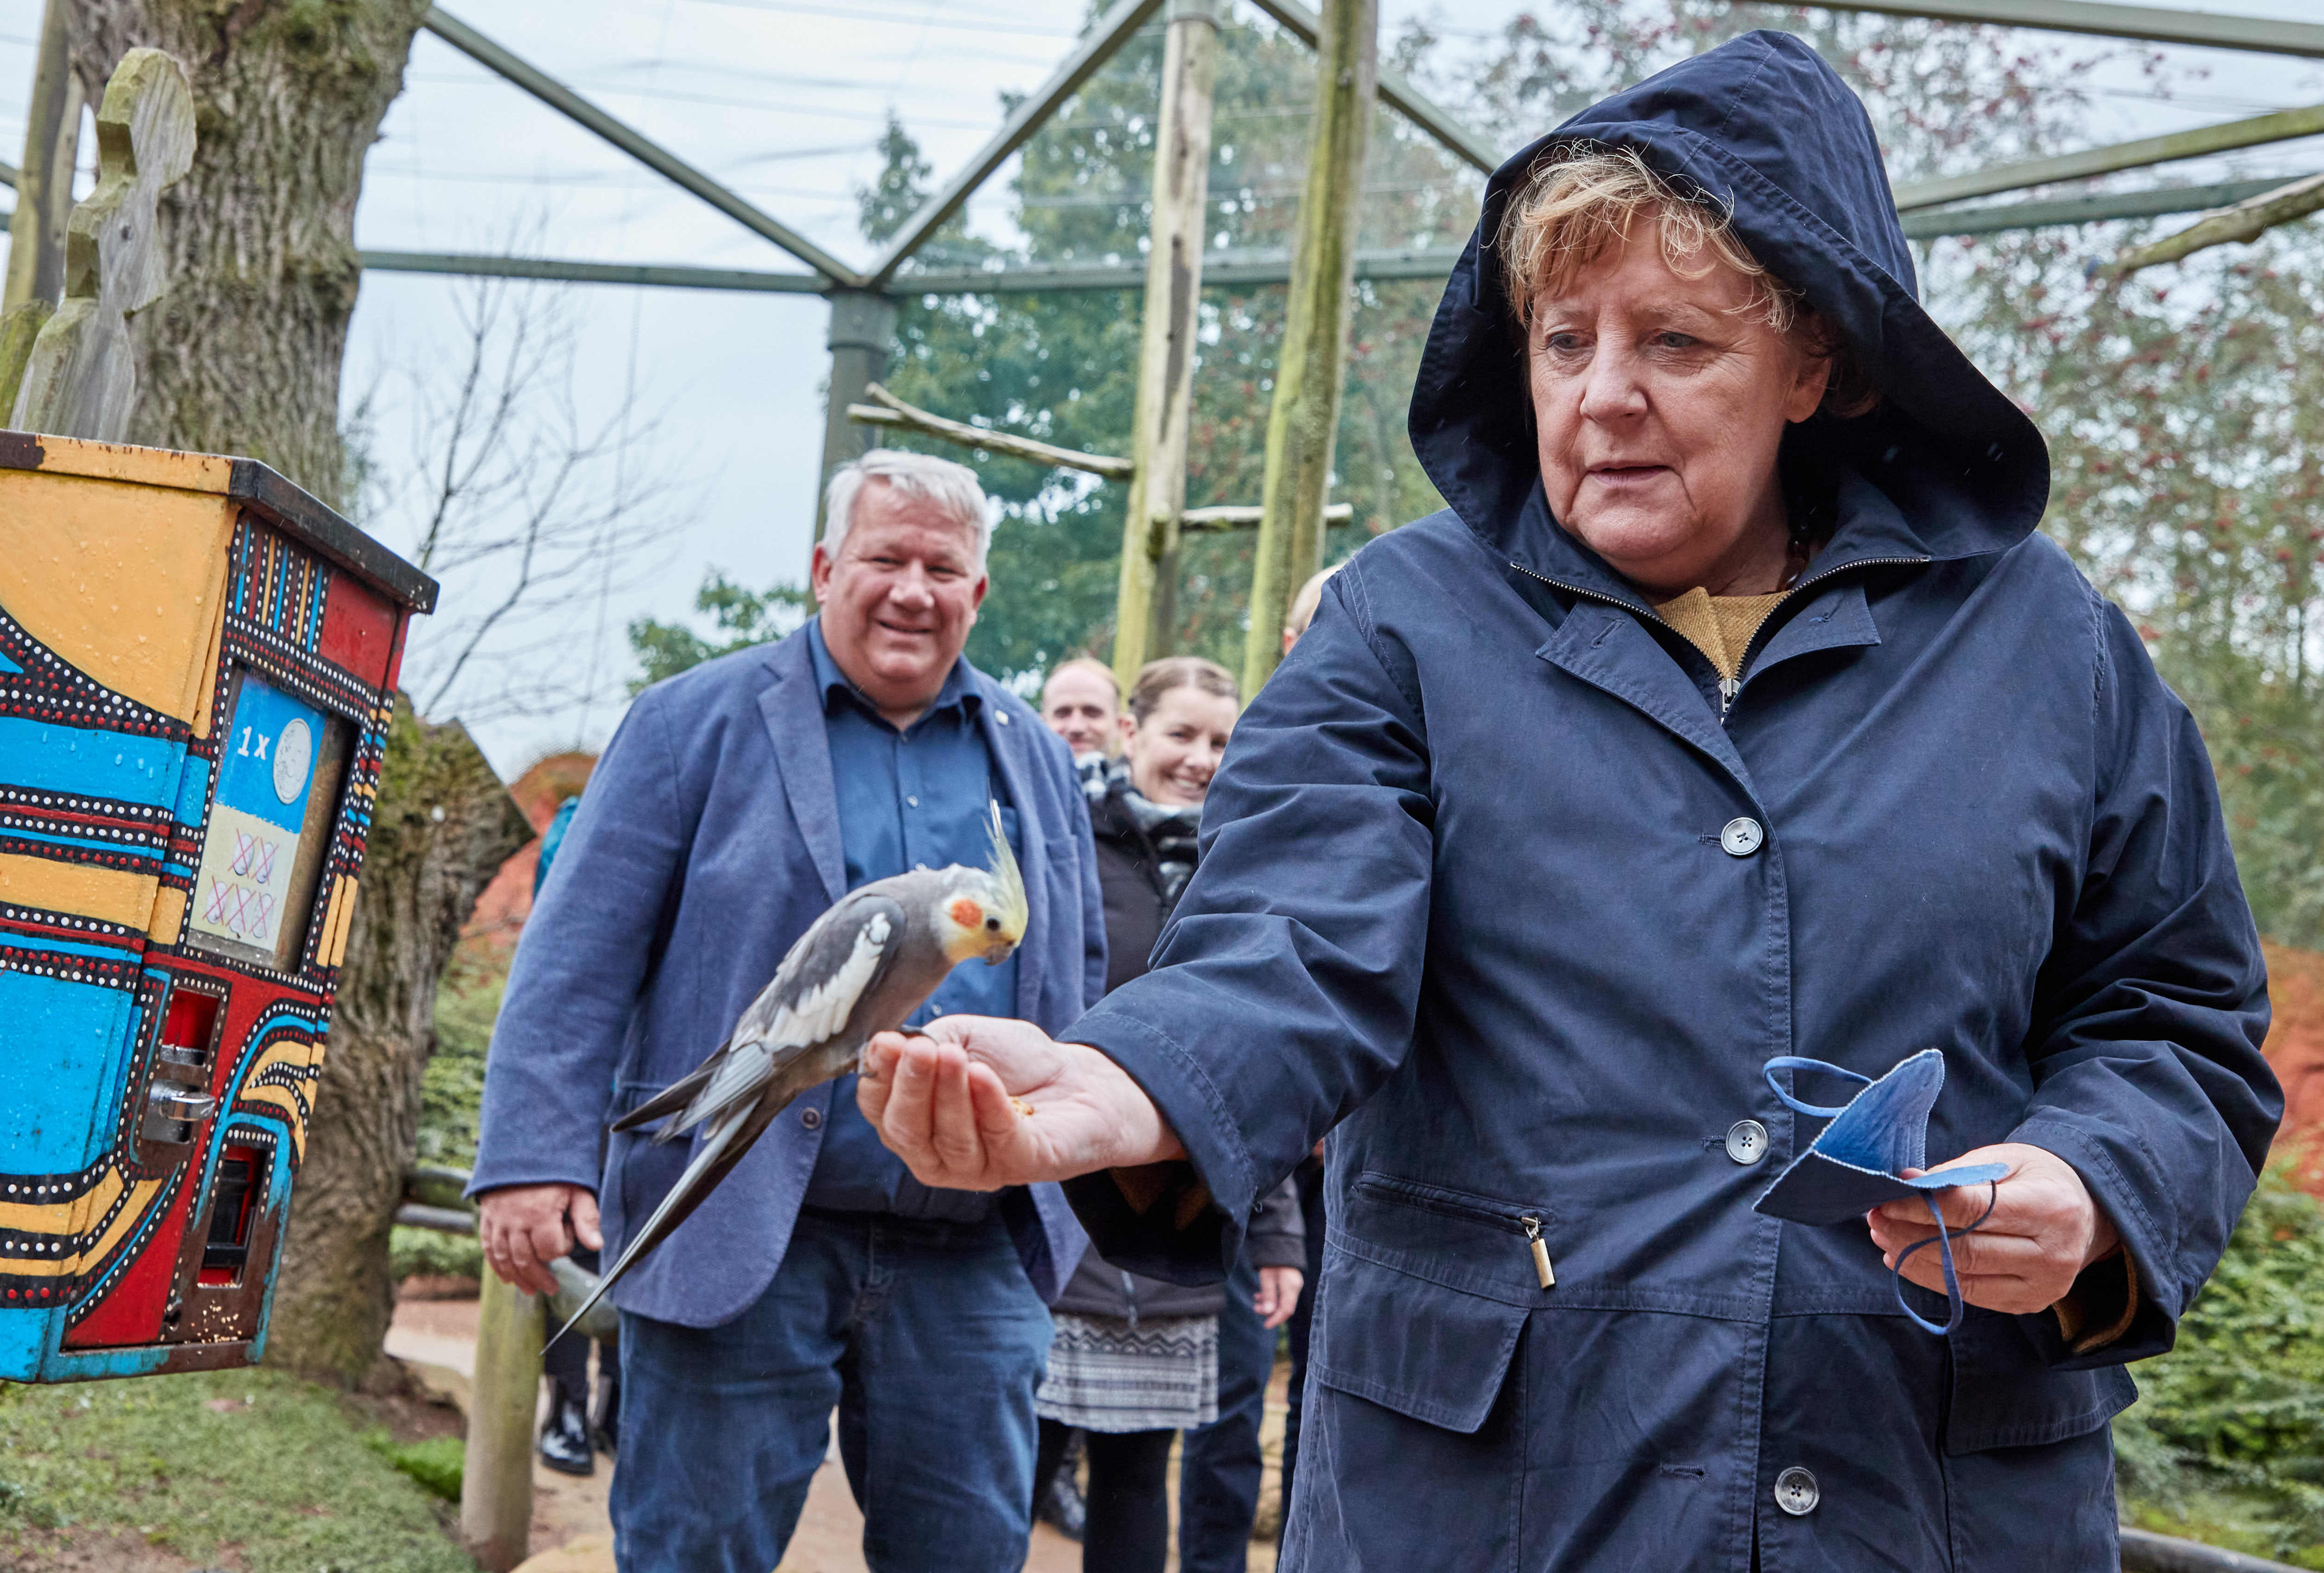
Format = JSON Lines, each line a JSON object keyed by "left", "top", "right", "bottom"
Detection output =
{"left": 986, "top": 798, "right": 1028, "bottom": 943}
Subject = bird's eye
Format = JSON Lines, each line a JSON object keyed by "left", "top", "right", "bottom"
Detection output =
{"left": 985, "top": 916, "right": 1001, "bottom": 932}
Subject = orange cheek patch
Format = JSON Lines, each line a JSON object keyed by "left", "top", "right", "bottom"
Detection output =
{"left": 949, "top": 897, "right": 983, "bottom": 930}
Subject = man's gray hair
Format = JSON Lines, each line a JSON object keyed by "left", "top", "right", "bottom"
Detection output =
{"left": 822, "top": 449, "right": 994, "bottom": 569}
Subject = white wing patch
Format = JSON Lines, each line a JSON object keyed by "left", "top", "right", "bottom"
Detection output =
{"left": 770, "top": 911, "right": 891, "bottom": 1050}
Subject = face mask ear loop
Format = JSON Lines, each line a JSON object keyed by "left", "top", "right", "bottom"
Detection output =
{"left": 1762, "top": 1057, "right": 1872, "bottom": 1119}
{"left": 1890, "top": 1180, "right": 1999, "bottom": 1337}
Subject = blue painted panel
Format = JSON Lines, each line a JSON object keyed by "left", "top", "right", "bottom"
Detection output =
{"left": 172, "top": 753, "right": 210, "bottom": 827}
{"left": 0, "top": 973, "right": 127, "bottom": 1172}
{"left": 0, "top": 719, "right": 184, "bottom": 809}
{"left": 0, "top": 1307, "right": 53, "bottom": 1380}
{"left": 36, "top": 1337, "right": 170, "bottom": 1382}
{"left": 0, "top": 651, "right": 20, "bottom": 675}
{"left": 214, "top": 676, "right": 323, "bottom": 835}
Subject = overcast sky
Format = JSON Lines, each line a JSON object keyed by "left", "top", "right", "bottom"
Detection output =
{"left": 2, "top": 0, "right": 2323, "bottom": 775}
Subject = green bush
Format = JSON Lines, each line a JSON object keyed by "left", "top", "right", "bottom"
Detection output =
{"left": 368, "top": 1433, "right": 464, "bottom": 1503}
{"left": 421, "top": 943, "right": 506, "bottom": 1170}
{"left": 2116, "top": 1162, "right": 2324, "bottom": 1565}
{"left": 390, "top": 1225, "right": 482, "bottom": 1283}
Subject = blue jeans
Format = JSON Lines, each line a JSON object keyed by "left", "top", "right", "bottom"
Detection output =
{"left": 1177, "top": 1247, "right": 1274, "bottom": 1573}
{"left": 610, "top": 1206, "right": 1052, "bottom": 1573}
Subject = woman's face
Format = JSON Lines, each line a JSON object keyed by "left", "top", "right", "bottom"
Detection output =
{"left": 1123, "top": 686, "right": 1239, "bottom": 808}
{"left": 1527, "top": 236, "right": 1830, "bottom": 599}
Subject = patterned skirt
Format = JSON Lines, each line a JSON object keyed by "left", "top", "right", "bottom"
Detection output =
{"left": 1035, "top": 1311, "right": 1220, "bottom": 1433}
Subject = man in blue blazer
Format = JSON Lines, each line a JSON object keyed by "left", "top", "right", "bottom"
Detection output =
{"left": 469, "top": 450, "right": 1104, "bottom": 1572}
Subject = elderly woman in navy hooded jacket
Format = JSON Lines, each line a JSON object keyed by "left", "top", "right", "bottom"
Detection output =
{"left": 861, "top": 33, "right": 2278, "bottom": 1573}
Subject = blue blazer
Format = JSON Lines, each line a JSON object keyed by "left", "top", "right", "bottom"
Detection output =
{"left": 471, "top": 623, "right": 1103, "bottom": 1325}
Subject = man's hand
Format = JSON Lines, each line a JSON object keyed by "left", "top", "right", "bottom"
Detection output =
{"left": 858, "top": 1017, "right": 1182, "bottom": 1190}
{"left": 1865, "top": 1143, "right": 2119, "bottom": 1315}
{"left": 478, "top": 1183, "right": 601, "bottom": 1297}
{"left": 1254, "top": 1266, "right": 1303, "bottom": 1331}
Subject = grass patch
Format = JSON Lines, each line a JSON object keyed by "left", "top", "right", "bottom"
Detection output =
{"left": 368, "top": 1433, "right": 464, "bottom": 1503}
{"left": 0, "top": 1367, "right": 474, "bottom": 1572}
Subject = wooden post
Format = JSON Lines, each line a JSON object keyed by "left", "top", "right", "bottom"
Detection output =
{"left": 815, "top": 288, "right": 900, "bottom": 573}
{"left": 1241, "top": 0, "right": 1377, "bottom": 696}
{"left": 1111, "top": 0, "right": 1222, "bottom": 688}
{"left": 3, "top": 0, "right": 83, "bottom": 316}
{"left": 9, "top": 48, "right": 195, "bottom": 442}
{"left": 0, "top": 0, "right": 86, "bottom": 415}
{"left": 460, "top": 1271, "right": 544, "bottom": 1572}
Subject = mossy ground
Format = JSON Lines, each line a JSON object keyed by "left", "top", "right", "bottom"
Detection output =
{"left": 0, "top": 1366, "right": 472, "bottom": 1573}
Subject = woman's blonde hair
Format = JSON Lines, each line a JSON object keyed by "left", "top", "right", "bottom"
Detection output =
{"left": 1497, "top": 145, "right": 1877, "bottom": 417}
{"left": 1128, "top": 656, "right": 1238, "bottom": 725}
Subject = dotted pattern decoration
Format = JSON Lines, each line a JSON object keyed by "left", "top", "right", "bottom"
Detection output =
{"left": 0, "top": 783, "right": 171, "bottom": 873}
{"left": 0, "top": 898, "right": 145, "bottom": 990}
{"left": 0, "top": 612, "right": 188, "bottom": 743}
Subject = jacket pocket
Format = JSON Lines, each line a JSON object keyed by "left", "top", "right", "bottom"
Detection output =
{"left": 1309, "top": 1171, "right": 1546, "bottom": 1433}
{"left": 1944, "top": 1308, "right": 2137, "bottom": 1454}
{"left": 1310, "top": 1243, "right": 1528, "bottom": 1433}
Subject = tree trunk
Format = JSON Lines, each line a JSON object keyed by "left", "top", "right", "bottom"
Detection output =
{"left": 269, "top": 699, "right": 530, "bottom": 1386}
{"left": 60, "top": 0, "right": 430, "bottom": 503}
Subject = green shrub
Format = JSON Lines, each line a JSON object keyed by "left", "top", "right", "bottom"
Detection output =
{"left": 2116, "top": 1162, "right": 2324, "bottom": 1564}
{"left": 390, "top": 1225, "right": 482, "bottom": 1283}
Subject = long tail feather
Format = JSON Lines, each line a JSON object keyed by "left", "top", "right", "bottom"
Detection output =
{"left": 608, "top": 1043, "right": 728, "bottom": 1140}
{"left": 542, "top": 1095, "right": 786, "bottom": 1353}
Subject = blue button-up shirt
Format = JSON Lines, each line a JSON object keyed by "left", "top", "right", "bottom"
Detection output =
{"left": 801, "top": 618, "right": 1021, "bottom": 1218}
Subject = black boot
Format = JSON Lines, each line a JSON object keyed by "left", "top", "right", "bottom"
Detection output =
{"left": 538, "top": 1395, "right": 594, "bottom": 1477}
{"left": 591, "top": 1369, "right": 619, "bottom": 1458}
{"left": 1036, "top": 1434, "right": 1086, "bottom": 1543}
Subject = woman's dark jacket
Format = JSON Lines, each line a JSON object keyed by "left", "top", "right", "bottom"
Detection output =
{"left": 1055, "top": 779, "right": 1304, "bottom": 1322}
{"left": 1055, "top": 32, "right": 2278, "bottom": 1573}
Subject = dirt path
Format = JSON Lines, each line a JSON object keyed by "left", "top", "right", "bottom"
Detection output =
{"left": 389, "top": 1294, "right": 1290, "bottom": 1572}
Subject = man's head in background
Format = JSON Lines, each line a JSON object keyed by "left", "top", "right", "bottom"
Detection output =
{"left": 1283, "top": 563, "right": 1344, "bottom": 654}
{"left": 1041, "top": 657, "right": 1121, "bottom": 759}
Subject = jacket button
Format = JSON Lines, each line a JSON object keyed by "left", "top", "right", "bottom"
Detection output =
{"left": 1774, "top": 1465, "right": 1819, "bottom": 1516}
{"left": 1719, "top": 817, "right": 1764, "bottom": 857}
{"left": 1724, "top": 1120, "right": 1768, "bottom": 1165}
{"left": 800, "top": 1108, "right": 823, "bottom": 1130}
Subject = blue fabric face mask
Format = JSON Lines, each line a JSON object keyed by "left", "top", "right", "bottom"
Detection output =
{"left": 1753, "top": 1051, "right": 2010, "bottom": 1334}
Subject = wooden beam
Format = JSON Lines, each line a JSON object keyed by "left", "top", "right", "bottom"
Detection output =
{"left": 1815, "top": 0, "right": 2324, "bottom": 59}
{"left": 1244, "top": 0, "right": 1497, "bottom": 173}
{"left": 848, "top": 383, "right": 1134, "bottom": 478}
{"left": 1243, "top": 0, "right": 1375, "bottom": 696}
{"left": 1893, "top": 102, "right": 2324, "bottom": 211}
{"left": 1112, "top": 0, "right": 1223, "bottom": 686}
{"left": 421, "top": 7, "right": 866, "bottom": 286}
{"left": 866, "top": 0, "right": 1165, "bottom": 286}
{"left": 1182, "top": 502, "right": 1352, "bottom": 529}
{"left": 1899, "top": 174, "right": 2298, "bottom": 237}
{"left": 2107, "top": 170, "right": 2324, "bottom": 275}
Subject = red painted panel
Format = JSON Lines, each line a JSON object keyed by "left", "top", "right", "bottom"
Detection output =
{"left": 318, "top": 577, "right": 396, "bottom": 688}
{"left": 61, "top": 1172, "right": 194, "bottom": 1348}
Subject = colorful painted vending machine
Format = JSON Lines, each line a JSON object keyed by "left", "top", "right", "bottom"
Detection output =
{"left": 0, "top": 429, "right": 436, "bottom": 1380}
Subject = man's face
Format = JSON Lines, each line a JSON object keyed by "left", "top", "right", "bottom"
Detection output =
{"left": 811, "top": 479, "right": 988, "bottom": 723}
{"left": 1041, "top": 667, "right": 1118, "bottom": 757}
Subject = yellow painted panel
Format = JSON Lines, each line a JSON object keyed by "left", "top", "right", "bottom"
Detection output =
{"left": 0, "top": 1168, "right": 122, "bottom": 1236}
{"left": 67, "top": 1176, "right": 164, "bottom": 1275}
{"left": 0, "top": 854, "right": 158, "bottom": 929}
{"left": 325, "top": 876, "right": 359, "bottom": 968}
{"left": 0, "top": 469, "right": 234, "bottom": 723}
{"left": 149, "top": 885, "right": 186, "bottom": 947}
{"left": 9, "top": 435, "right": 234, "bottom": 494}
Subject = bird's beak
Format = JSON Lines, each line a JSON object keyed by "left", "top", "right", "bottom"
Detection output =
{"left": 983, "top": 799, "right": 1029, "bottom": 960}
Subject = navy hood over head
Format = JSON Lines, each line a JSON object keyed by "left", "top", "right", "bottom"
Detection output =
{"left": 1410, "top": 31, "right": 2049, "bottom": 583}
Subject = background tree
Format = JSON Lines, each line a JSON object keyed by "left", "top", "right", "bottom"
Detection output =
{"left": 51, "top": 7, "right": 536, "bottom": 1385}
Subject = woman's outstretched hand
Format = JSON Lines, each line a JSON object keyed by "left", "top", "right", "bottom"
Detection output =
{"left": 858, "top": 1016, "right": 1184, "bottom": 1191}
{"left": 1864, "top": 1143, "right": 2120, "bottom": 1315}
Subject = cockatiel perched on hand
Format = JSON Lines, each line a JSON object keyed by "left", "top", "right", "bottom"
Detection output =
{"left": 547, "top": 801, "right": 1029, "bottom": 1346}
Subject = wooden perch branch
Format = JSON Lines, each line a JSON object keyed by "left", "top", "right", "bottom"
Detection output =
{"left": 848, "top": 382, "right": 1135, "bottom": 480}
{"left": 2109, "top": 172, "right": 2324, "bottom": 277}
{"left": 1181, "top": 503, "right": 1353, "bottom": 532}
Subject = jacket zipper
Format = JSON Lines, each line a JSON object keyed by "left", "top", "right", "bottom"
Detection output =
{"left": 1512, "top": 555, "right": 1931, "bottom": 726}
{"left": 1351, "top": 1175, "right": 1558, "bottom": 1288}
